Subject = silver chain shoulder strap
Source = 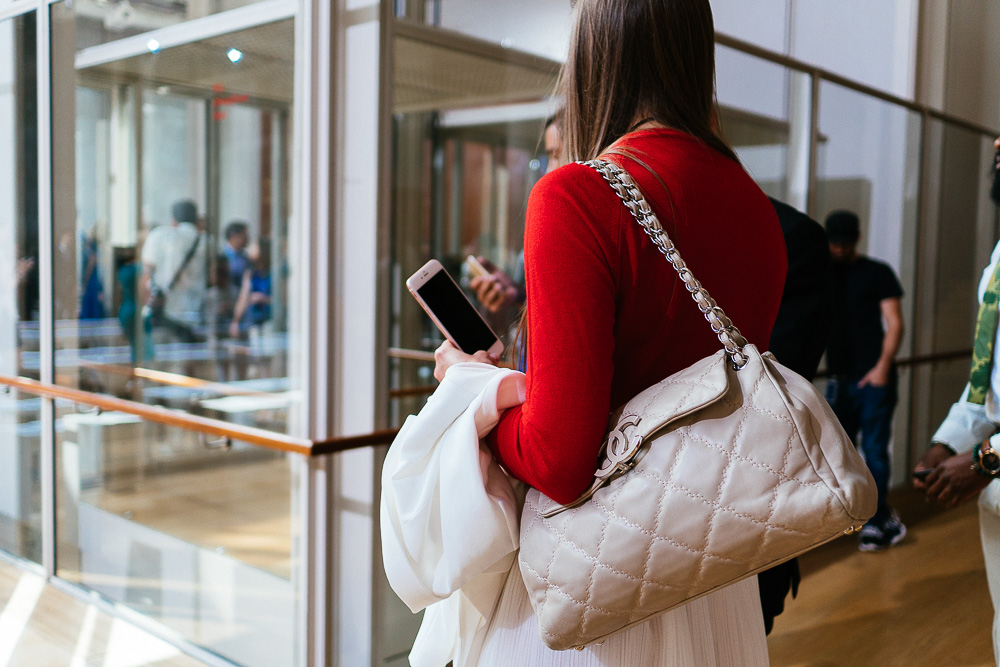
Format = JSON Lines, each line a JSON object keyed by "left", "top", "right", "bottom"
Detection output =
{"left": 580, "top": 159, "right": 750, "bottom": 369}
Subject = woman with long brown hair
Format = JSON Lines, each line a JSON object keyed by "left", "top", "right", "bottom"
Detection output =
{"left": 433, "top": 0, "right": 787, "bottom": 662}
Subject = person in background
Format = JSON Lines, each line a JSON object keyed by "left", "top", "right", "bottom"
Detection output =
{"left": 915, "top": 135, "right": 1000, "bottom": 662}
{"left": 824, "top": 209, "right": 905, "bottom": 551}
{"left": 757, "top": 198, "right": 834, "bottom": 633}
{"left": 432, "top": 0, "right": 787, "bottom": 660}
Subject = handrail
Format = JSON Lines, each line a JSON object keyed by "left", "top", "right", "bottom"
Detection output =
{"left": 0, "top": 374, "right": 397, "bottom": 456}
{"left": 388, "top": 347, "right": 436, "bottom": 362}
{"left": 391, "top": 348, "right": 974, "bottom": 392}
{"left": 804, "top": 349, "right": 971, "bottom": 380}
{"left": 894, "top": 348, "right": 972, "bottom": 368}
{"left": 1, "top": 349, "right": 968, "bottom": 458}
{"left": 713, "top": 33, "right": 1000, "bottom": 138}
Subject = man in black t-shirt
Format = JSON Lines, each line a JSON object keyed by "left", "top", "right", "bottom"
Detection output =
{"left": 825, "top": 210, "right": 905, "bottom": 552}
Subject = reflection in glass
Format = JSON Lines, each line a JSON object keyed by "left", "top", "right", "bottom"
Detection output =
{"left": 69, "top": 0, "right": 280, "bottom": 50}
{"left": 717, "top": 44, "right": 811, "bottom": 211}
{"left": 390, "top": 109, "right": 550, "bottom": 423}
{"left": 403, "top": 0, "right": 573, "bottom": 61}
{"left": 50, "top": 5, "right": 294, "bottom": 437}
{"left": 389, "top": 26, "right": 558, "bottom": 424}
{"left": 55, "top": 418, "right": 299, "bottom": 667}
{"left": 48, "top": 4, "right": 301, "bottom": 663}
{"left": 0, "top": 13, "right": 41, "bottom": 564}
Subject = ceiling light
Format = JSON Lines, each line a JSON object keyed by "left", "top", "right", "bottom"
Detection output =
{"left": 227, "top": 48, "right": 243, "bottom": 63}
{"left": 147, "top": 39, "right": 160, "bottom": 53}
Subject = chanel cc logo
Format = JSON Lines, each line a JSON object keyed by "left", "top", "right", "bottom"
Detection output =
{"left": 595, "top": 414, "right": 643, "bottom": 480}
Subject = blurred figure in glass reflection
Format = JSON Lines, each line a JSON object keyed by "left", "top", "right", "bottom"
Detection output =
{"left": 222, "top": 220, "right": 250, "bottom": 299}
{"left": 115, "top": 247, "right": 149, "bottom": 364}
{"left": 204, "top": 253, "right": 237, "bottom": 380}
{"left": 824, "top": 209, "right": 905, "bottom": 552}
{"left": 470, "top": 115, "right": 563, "bottom": 317}
{"left": 79, "top": 228, "right": 105, "bottom": 320}
{"left": 141, "top": 199, "right": 207, "bottom": 344}
{"left": 230, "top": 237, "right": 273, "bottom": 345}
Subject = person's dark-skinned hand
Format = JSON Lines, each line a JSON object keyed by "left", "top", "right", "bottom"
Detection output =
{"left": 919, "top": 443, "right": 992, "bottom": 508}
{"left": 912, "top": 443, "right": 954, "bottom": 493}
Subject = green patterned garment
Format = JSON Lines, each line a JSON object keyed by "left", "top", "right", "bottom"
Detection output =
{"left": 969, "top": 261, "right": 1000, "bottom": 405}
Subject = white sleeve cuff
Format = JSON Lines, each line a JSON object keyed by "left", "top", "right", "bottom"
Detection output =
{"left": 931, "top": 386, "right": 998, "bottom": 455}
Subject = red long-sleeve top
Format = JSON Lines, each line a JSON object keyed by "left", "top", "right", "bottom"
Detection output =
{"left": 488, "top": 129, "right": 788, "bottom": 504}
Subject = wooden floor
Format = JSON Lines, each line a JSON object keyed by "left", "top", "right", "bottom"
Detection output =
{"left": 0, "top": 488, "right": 994, "bottom": 666}
{"left": 0, "top": 559, "right": 203, "bottom": 667}
{"left": 767, "top": 489, "right": 995, "bottom": 666}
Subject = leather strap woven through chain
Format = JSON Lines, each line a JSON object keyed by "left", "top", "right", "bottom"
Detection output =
{"left": 581, "top": 160, "right": 750, "bottom": 368}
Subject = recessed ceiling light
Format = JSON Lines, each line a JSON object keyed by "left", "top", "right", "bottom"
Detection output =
{"left": 147, "top": 39, "right": 160, "bottom": 53}
{"left": 227, "top": 48, "right": 243, "bottom": 63}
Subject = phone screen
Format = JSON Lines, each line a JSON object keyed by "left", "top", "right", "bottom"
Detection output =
{"left": 416, "top": 271, "right": 499, "bottom": 354}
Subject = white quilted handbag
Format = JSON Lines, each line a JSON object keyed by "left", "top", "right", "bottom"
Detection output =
{"left": 518, "top": 160, "right": 878, "bottom": 651}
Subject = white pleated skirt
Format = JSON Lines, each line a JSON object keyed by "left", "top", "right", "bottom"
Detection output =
{"left": 477, "top": 566, "right": 769, "bottom": 667}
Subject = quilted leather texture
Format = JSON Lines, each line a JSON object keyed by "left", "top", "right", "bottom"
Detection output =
{"left": 519, "top": 344, "right": 877, "bottom": 651}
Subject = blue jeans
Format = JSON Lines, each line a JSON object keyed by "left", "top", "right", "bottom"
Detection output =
{"left": 826, "top": 371, "right": 898, "bottom": 524}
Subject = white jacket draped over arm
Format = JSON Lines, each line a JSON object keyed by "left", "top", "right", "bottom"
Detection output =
{"left": 380, "top": 363, "right": 526, "bottom": 667}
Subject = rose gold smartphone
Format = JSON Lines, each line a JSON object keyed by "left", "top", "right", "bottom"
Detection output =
{"left": 406, "top": 259, "right": 504, "bottom": 356}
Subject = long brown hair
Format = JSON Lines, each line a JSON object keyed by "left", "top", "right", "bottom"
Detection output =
{"left": 559, "top": 0, "right": 735, "bottom": 162}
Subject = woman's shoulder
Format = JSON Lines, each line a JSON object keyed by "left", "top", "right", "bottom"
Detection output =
{"left": 525, "top": 162, "right": 626, "bottom": 261}
{"left": 528, "top": 162, "right": 625, "bottom": 227}
{"left": 531, "top": 161, "right": 612, "bottom": 200}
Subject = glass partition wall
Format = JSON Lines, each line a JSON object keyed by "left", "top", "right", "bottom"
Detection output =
{"left": 43, "top": 2, "right": 301, "bottom": 666}
{"left": 49, "top": 5, "right": 294, "bottom": 422}
{"left": 0, "top": 11, "right": 41, "bottom": 565}
{"left": 388, "top": 21, "right": 559, "bottom": 425}
{"left": 813, "top": 81, "right": 924, "bottom": 489}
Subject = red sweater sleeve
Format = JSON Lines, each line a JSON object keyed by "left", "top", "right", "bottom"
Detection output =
{"left": 489, "top": 165, "right": 621, "bottom": 504}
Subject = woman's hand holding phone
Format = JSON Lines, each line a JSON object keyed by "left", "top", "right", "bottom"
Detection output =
{"left": 406, "top": 259, "right": 503, "bottom": 358}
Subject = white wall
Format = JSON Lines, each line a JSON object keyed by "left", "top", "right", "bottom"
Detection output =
{"left": 712, "top": 0, "right": 919, "bottom": 100}
{"left": 815, "top": 85, "right": 919, "bottom": 274}
{"left": 790, "top": 0, "right": 918, "bottom": 99}
{"left": 711, "top": 0, "right": 789, "bottom": 53}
